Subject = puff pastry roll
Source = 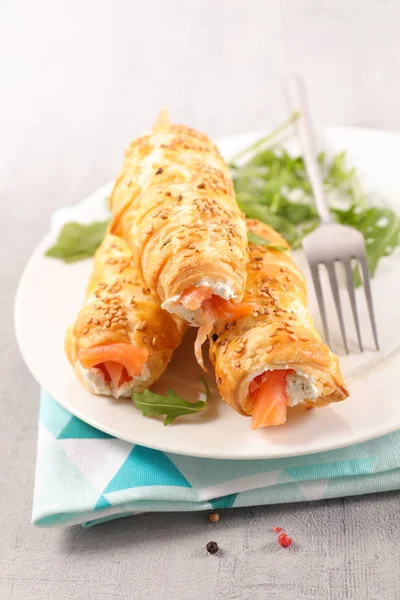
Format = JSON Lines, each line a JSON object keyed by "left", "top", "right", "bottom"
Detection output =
{"left": 208, "top": 219, "right": 349, "bottom": 428}
{"left": 65, "top": 232, "right": 186, "bottom": 398}
{"left": 109, "top": 111, "right": 249, "bottom": 327}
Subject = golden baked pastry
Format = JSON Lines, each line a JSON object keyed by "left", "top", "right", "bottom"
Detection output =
{"left": 208, "top": 219, "right": 349, "bottom": 428}
{"left": 65, "top": 231, "right": 186, "bottom": 398}
{"left": 109, "top": 111, "right": 248, "bottom": 327}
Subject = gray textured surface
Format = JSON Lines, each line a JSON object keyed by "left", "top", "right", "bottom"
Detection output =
{"left": 2, "top": 1, "right": 400, "bottom": 598}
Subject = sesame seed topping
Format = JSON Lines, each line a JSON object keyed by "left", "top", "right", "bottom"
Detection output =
{"left": 142, "top": 335, "right": 151, "bottom": 345}
{"left": 152, "top": 336, "right": 157, "bottom": 347}
{"left": 290, "top": 333, "right": 298, "bottom": 341}
{"left": 83, "top": 327, "right": 89, "bottom": 334}
{"left": 104, "top": 320, "right": 111, "bottom": 328}
{"left": 165, "top": 191, "right": 171, "bottom": 196}
{"left": 266, "top": 345, "right": 274, "bottom": 353}
{"left": 135, "top": 320, "right": 147, "bottom": 331}
{"left": 155, "top": 167, "right": 163, "bottom": 175}
{"left": 300, "top": 335, "right": 309, "bottom": 341}
{"left": 121, "top": 329, "right": 128, "bottom": 336}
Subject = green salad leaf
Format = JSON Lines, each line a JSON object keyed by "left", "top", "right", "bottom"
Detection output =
{"left": 45, "top": 219, "right": 110, "bottom": 263}
{"left": 247, "top": 230, "right": 286, "bottom": 252}
{"left": 132, "top": 376, "right": 210, "bottom": 425}
{"left": 230, "top": 115, "right": 400, "bottom": 283}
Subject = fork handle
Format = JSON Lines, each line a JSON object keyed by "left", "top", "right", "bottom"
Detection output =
{"left": 283, "top": 75, "right": 332, "bottom": 224}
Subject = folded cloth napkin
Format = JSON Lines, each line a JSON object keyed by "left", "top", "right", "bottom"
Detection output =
{"left": 33, "top": 390, "right": 400, "bottom": 527}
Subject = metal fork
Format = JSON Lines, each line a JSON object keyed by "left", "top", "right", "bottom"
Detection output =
{"left": 284, "top": 75, "right": 379, "bottom": 353}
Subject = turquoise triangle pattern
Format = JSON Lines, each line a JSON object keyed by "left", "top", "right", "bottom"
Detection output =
{"left": 210, "top": 493, "right": 238, "bottom": 509}
{"left": 286, "top": 458, "right": 376, "bottom": 481}
{"left": 95, "top": 495, "right": 112, "bottom": 510}
{"left": 57, "top": 417, "right": 114, "bottom": 440}
{"left": 104, "top": 446, "right": 191, "bottom": 494}
{"left": 39, "top": 391, "right": 73, "bottom": 438}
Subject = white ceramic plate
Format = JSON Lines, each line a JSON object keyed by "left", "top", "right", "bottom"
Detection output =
{"left": 15, "top": 127, "right": 400, "bottom": 459}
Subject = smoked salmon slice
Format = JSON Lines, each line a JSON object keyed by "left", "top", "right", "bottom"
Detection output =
{"left": 180, "top": 286, "right": 253, "bottom": 320}
{"left": 251, "top": 370, "right": 293, "bottom": 429}
{"left": 180, "top": 286, "right": 213, "bottom": 311}
{"left": 79, "top": 343, "right": 148, "bottom": 387}
{"left": 186, "top": 287, "right": 253, "bottom": 369}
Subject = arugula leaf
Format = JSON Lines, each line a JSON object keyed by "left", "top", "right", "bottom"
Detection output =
{"left": 333, "top": 205, "right": 400, "bottom": 285}
{"left": 231, "top": 114, "right": 400, "bottom": 281}
{"left": 45, "top": 219, "right": 110, "bottom": 263}
{"left": 247, "top": 230, "right": 287, "bottom": 252}
{"left": 132, "top": 376, "right": 210, "bottom": 425}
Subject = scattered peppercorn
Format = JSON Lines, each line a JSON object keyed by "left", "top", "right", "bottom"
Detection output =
{"left": 208, "top": 512, "right": 220, "bottom": 523}
{"left": 211, "top": 333, "right": 218, "bottom": 342}
{"left": 206, "top": 541, "right": 219, "bottom": 554}
{"left": 277, "top": 533, "right": 293, "bottom": 548}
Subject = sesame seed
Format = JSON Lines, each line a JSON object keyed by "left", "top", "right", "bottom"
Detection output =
{"left": 178, "top": 195, "right": 183, "bottom": 201}
{"left": 142, "top": 335, "right": 151, "bottom": 345}
{"left": 155, "top": 167, "right": 163, "bottom": 175}
{"left": 83, "top": 327, "right": 89, "bottom": 334}
{"left": 160, "top": 214, "right": 168, "bottom": 220}
{"left": 290, "top": 333, "right": 298, "bottom": 341}
{"left": 266, "top": 345, "right": 274, "bottom": 353}
{"left": 235, "top": 347, "right": 243, "bottom": 353}
{"left": 300, "top": 335, "right": 309, "bottom": 341}
{"left": 105, "top": 320, "right": 111, "bottom": 328}
{"left": 152, "top": 336, "right": 157, "bottom": 347}
{"left": 85, "top": 317, "right": 92, "bottom": 324}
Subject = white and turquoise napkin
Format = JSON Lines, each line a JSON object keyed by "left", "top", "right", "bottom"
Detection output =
{"left": 33, "top": 390, "right": 400, "bottom": 527}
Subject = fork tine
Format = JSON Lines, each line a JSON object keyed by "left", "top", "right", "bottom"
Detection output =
{"left": 358, "top": 255, "right": 380, "bottom": 351}
{"left": 326, "top": 262, "right": 349, "bottom": 354}
{"left": 343, "top": 260, "right": 363, "bottom": 352}
{"left": 310, "top": 263, "right": 330, "bottom": 347}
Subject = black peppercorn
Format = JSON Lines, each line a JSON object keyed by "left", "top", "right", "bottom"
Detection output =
{"left": 211, "top": 333, "right": 218, "bottom": 342}
{"left": 206, "top": 541, "right": 219, "bottom": 554}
